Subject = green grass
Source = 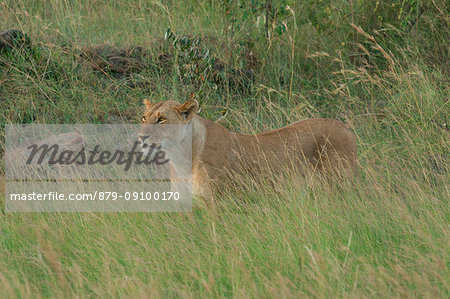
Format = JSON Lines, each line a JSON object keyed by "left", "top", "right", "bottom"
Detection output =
{"left": 0, "top": 0, "right": 449, "bottom": 297}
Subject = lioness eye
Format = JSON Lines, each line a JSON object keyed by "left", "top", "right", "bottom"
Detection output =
{"left": 142, "top": 116, "right": 146, "bottom": 122}
{"left": 157, "top": 116, "right": 166, "bottom": 124}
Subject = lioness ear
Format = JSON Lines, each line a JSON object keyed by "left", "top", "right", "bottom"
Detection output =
{"left": 143, "top": 99, "right": 152, "bottom": 110}
{"left": 177, "top": 100, "right": 198, "bottom": 121}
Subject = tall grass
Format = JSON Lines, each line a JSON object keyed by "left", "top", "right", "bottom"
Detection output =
{"left": 1, "top": 0, "right": 449, "bottom": 297}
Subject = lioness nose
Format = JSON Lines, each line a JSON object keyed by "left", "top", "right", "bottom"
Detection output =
{"left": 138, "top": 134, "right": 150, "bottom": 142}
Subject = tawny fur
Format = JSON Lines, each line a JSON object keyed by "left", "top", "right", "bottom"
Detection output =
{"left": 139, "top": 99, "right": 357, "bottom": 197}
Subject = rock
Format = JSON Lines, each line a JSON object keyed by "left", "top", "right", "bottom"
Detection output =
{"left": 0, "top": 29, "right": 31, "bottom": 51}
{"left": 108, "top": 56, "right": 144, "bottom": 74}
{"left": 79, "top": 43, "right": 148, "bottom": 74}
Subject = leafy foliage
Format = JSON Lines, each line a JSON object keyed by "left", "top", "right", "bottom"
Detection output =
{"left": 163, "top": 28, "right": 215, "bottom": 99}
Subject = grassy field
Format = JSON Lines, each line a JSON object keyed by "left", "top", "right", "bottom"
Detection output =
{"left": 0, "top": 0, "right": 449, "bottom": 297}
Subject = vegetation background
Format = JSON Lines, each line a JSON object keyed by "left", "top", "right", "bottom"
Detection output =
{"left": 0, "top": 0, "right": 448, "bottom": 297}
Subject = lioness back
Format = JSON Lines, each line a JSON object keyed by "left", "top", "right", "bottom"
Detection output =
{"left": 220, "top": 118, "right": 357, "bottom": 176}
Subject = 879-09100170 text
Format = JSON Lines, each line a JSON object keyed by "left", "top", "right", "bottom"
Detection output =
{"left": 9, "top": 191, "right": 181, "bottom": 201}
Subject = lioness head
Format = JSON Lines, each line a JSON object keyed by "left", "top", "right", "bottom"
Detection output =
{"left": 137, "top": 99, "right": 198, "bottom": 153}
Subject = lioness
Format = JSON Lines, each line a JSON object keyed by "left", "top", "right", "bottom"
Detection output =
{"left": 138, "top": 99, "right": 357, "bottom": 197}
